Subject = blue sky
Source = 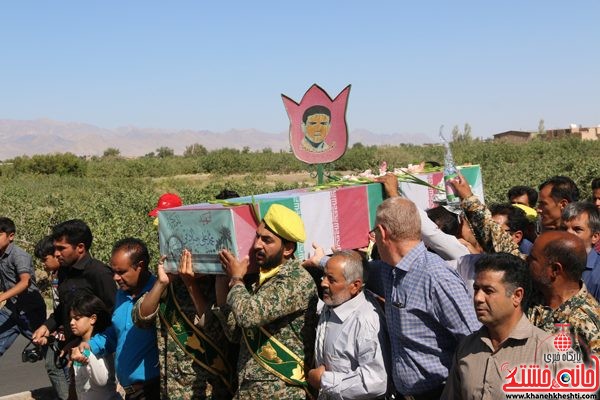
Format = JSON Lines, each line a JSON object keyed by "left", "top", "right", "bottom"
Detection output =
{"left": 2, "top": 1, "right": 599, "bottom": 139}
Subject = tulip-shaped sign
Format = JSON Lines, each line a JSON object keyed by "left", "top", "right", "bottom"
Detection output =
{"left": 282, "top": 84, "right": 351, "bottom": 164}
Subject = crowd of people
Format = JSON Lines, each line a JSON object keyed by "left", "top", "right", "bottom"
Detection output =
{"left": 0, "top": 175, "right": 599, "bottom": 400}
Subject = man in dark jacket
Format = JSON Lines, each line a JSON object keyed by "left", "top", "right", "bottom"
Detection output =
{"left": 32, "top": 219, "right": 116, "bottom": 400}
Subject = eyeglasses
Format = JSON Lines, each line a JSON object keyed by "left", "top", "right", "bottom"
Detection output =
{"left": 369, "top": 225, "right": 379, "bottom": 239}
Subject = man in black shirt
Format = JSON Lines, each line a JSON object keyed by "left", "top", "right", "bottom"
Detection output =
{"left": 32, "top": 219, "right": 116, "bottom": 400}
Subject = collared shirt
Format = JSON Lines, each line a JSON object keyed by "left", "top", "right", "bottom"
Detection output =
{"left": 301, "top": 137, "right": 333, "bottom": 153}
{"left": 528, "top": 283, "right": 600, "bottom": 357}
{"left": 44, "top": 253, "right": 117, "bottom": 338}
{"left": 367, "top": 242, "right": 480, "bottom": 395}
{"left": 0, "top": 242, "right": 44, "bottom": 317}
{"left": 89, "top": 274, "right": 159, "bottom": 387}
{"left": 258, "top": 265, "right": 280, "bottom": 287}
{"left": 315, "top": 291, "right": 388, "bottom": 399}
{"left": 583, "top": 249, "right": 600, "bottom": 302}
{"left": 442, "top": 314, "right": 555, "bottom": 400}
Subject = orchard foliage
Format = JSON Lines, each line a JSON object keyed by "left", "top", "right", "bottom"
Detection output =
{"left": 1, "top": 137, "right": 599, "bottom": 293}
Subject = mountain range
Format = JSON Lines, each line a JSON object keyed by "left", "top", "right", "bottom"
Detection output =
{"left": 0, "top": 118, "right": 437, "bottom": 160}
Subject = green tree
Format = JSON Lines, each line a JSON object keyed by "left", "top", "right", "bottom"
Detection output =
{"left": 452, "top": 123, "right": 473, "bottom": 143}
{"left": 12, "top": 153, "right": 87, "bottom": 176}
{"left": 183, "top": 143, "right": 208, "bottom": 157}
{"left": 102, "top": 147, "right": 121, "bottom": 158}
{"left": 537, "top": 119, "right": 546, "bottom": 136}
{"left": 463, "top": 123, "right": 472, "bottom": 141}
{"left": 156, "top": 147, "right": 175, "bottom": 158}
{"left": 451, "top": 125, "right": 461, "bottom": 142}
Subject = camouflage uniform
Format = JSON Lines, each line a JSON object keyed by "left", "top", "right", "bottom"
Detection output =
{"left": 213, "top": 258, "right": 318, "bottom": 400}
{"left": 461, "top": 195, "right": 523, "bottom": 258}
{"left": 528, "top": 283, "right": 600, "bottom": 358}
{"left": 133, "top": 278, "right": 236, "bottom": 400}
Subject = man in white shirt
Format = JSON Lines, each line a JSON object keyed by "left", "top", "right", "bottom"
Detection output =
{"left": 307, "top": 250, "right": 388, "bottom": 399}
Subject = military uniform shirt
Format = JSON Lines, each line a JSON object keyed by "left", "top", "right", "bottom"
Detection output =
{"left": 215, "top": 258, "right": 318, "bottom": 399}
{"left": 528, "top": 283, "right": 600, "bottom": 357}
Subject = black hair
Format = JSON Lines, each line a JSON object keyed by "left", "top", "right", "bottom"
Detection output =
{"left": 34, "top": 235, "right": 55, "bottom": 259}
{"left": 302, "top": 105, "right": 331, "bottom": 124}
{"left": 592, "top": 178, "right": 600, "bottom": 191}
{"left": 70, "top": 293, "right": 111, "bottom": 335}
{"left": 51, "top": 219, "right": 93, "bottom": 250}
{"left": 489, "top": 203, "right": 529, "bottom": 234}
{"left": 507, "top": 186, "right": 538, "bottom": 208}
{"left": 112, "top": 237, "right": 150, "bottom": 269}
{"left": 539, "top": 176, "right": 580, "bottom": 203}
{"left": 426, "top": 206, "right": 460, "bottom": 237}
{"left": 215, "top": 189, "right": 240, "bottom": 200}
{"left": 474, "top": 252, "right": 531, "bottom": 310}
{"left": 0, "top": 217, "right": 16, "bottom": 235}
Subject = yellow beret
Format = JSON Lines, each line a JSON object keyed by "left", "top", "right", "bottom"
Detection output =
{"left": 263, "top": 204, "right": 306, "bottom": 243}
{"left": 512, "top": 203, "right": 538, "bottom": 222}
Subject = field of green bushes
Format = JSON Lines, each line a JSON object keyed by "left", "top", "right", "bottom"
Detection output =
{"left": 1, "top": 137, "right": 599, "bottom": 291}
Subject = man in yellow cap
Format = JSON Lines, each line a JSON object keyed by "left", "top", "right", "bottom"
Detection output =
{"left": 216, "top": 204, "right": 318, "bottom": 399}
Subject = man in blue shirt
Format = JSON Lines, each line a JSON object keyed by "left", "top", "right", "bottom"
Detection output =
{"left": 73, "top": 238, "right": 160, "bottom": 400}
{"left": 367, "top": 197, "right": 480, "bottom": 399}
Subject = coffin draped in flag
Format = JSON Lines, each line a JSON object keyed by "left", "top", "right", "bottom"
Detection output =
{"left": 157, "top": 166, "right": 483, "bottom": 274}
{"left": 158, "top": 183, "right": 384, "bottom": 273}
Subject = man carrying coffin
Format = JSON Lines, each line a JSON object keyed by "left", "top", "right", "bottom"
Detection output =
{"left": 216, "top": 204, "right": 319, "bottom": 399}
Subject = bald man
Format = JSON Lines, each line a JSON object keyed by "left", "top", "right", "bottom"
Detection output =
{"left": 527, "top": 231, "right": 600, "bottom": 357}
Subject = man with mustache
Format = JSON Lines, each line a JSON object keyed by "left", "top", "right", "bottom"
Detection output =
{"left": 527, "top": 231, "right": 600, "bottom": 358}
{"left": 442, "top": 253, "right": 555, "bottom": 400}
{"left": 73, "top": 237, "right": 160, "bottom": 400}
{"left": 307, "top": 250, "right": 388, "bottom": 399}
{"left": 217, "top": 204, "right": 318, "bottom": 399}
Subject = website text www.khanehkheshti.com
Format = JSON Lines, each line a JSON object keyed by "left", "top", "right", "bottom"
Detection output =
{"left": 506, "top": 393, "right": 599, "bottom": 399}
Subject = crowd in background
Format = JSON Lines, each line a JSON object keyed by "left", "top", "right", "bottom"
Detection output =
{"left": 0, "top": 176, "right": 599, "bottom": 400}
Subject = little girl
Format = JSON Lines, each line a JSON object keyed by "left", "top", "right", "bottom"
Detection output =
{"left": 70, "top": 293, "right": 122, "bottom": 400}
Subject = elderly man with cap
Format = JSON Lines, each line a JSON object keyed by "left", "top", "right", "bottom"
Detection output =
{"left": 216, "top": 204, "right": 318, "bottom": 399}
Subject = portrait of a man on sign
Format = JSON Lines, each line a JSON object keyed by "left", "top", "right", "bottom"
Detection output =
{"left": 282, "top": 84, "right": 350, "bottom": 164}
{"left": 301, "top": 105, "right": 333, "bottom": 153}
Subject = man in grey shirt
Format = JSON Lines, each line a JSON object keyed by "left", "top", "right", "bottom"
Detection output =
{"left": 307, "top": 250, "right": 389, "bottom": 399}
{"left": 0, "top": 217, "right": 46, "bottom": 356}
{"left": 442, "top": 253, "right": 555, "bottom": 400}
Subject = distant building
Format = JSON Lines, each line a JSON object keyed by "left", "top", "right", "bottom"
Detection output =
{"left": 544, "top": 124, "right": 600, "bottom": 141}
{"left": 493, "top": 125, "right": 600, "bottom": 142}
{"left": 493, "top": 130, "right": 534, "bottom": 143}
